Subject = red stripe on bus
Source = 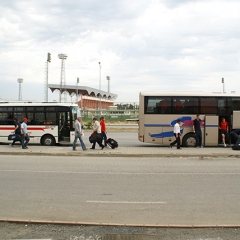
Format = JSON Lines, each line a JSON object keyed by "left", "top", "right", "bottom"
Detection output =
{"left": 28, "top": 127, "right": 46, "bottom": 131}
{"left": 0, "top": 127, "right": 15, "bottom": 130}
{"left": 0, "top": 127, "right": 47, "bottom": 131}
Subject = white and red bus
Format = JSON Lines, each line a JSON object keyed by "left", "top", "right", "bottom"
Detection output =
{"left": 138, "top": 92, "right": 240, "bottom": 147}
{"left": 0, "top": 102, "right": 81, "bottom": 145}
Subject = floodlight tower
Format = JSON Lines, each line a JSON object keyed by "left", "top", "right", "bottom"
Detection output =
{"left": 106, "top": 76, "right": 110, "bottom": 93}
{"left": 222, "top": 78, "right": 225, "bottom": 93}
{"left": 17, "top": 78, "right": 23, "bottom": 101}
{"left": 44, "top": 53, "right": 51, "bottom": 102}
{"left": 58, "top": 54, "right": 68, "bottom": 102}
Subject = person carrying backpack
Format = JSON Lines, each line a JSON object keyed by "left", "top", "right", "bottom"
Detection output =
{"left": 10, "top": 117, "right": 22, "bottom": 147}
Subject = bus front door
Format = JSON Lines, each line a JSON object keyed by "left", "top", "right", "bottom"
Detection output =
{"left": 58, "top": 112, "right": 70, "bottom": 142}
{"left": 204, "top": 116, "right": 218, "bottom": 146}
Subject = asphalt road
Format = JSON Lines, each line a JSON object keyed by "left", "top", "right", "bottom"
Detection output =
{"left": 85, "top": 130, "right": 153, "bottom": 148}
{"left": 1, "top": 155, "right": 240, "bottom": 226}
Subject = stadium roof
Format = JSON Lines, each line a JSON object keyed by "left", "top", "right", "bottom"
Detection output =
{"left": 48, "top": 84, "right": 118, "bottom": 100}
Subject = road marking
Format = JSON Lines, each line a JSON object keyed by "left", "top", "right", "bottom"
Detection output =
{"left": 1, "top": 170, "right": 240, "bottom": 175}
{"left": 87, "top": 201, "right": 167, "bottom": 204}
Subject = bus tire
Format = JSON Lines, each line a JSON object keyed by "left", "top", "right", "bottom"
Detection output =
{"left": 182, "top": 133, "right": 196, "bottom": 147}
{"left": 41, "top": 135, "right": 56, "bottom": 146}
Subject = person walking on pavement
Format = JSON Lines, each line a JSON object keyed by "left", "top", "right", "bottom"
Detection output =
{"left": 21, "top": 118, "right": 29, "bottom": 149}
{"left": 100, "top": 116, "right": 107, "bottom": 147}
{"left": 72, "top": 117, "right": 87, "bottom": 151}
{"left": 193, "top": 114, "right": 202, "bottom": 148}
{"left": 170, "top": 119, "right": 182, "bottom": 149}
{"left": 90, "top": 118, "right": 104, "bottom": 150}
{"left": 10, "top": 117, "right": 22, "bottom": 147}
{"left": 219, "top": 117, "right": 228, "bottom": 147}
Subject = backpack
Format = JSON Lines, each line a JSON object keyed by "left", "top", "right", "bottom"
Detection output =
{"left": 106, "top": 138, "right": 118, "bottom": 149}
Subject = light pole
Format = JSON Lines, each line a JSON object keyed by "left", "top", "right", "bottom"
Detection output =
{"left": 58, "top": 54, "right": 68, "bottom": 102}
{"left": 98, "top": 62, "right": 101, "bottom": 109}
{"left": 222, "top": 78, "right": 225, "bottom": 93}
{"left": 106, "top": 76, "right": 110, "bottom": 93}
{"left": 76, "top": 77, "right": 79, "bottom": 103}
{"left": 17, "top": 78, "right": 23, "bottom": 101}
{"left": 45, "top": 52, "right": 51, "bottom": 102}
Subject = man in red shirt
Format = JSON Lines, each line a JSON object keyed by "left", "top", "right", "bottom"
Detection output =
{"left": 100, "top": 116, "right": 107, "bottom": 147}
{"left": 219, "top": 117, "right": 228, "bottom": 147}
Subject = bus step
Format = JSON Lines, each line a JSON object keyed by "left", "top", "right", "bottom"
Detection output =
{"left": 62, "top": 137, "right": 70, "bottom": 141}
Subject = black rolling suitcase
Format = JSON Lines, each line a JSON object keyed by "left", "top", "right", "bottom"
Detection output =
{"left": 106, "top": 138, "right": 118, "bottom": 149}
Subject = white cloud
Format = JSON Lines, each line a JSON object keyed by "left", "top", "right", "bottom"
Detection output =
{"left": 0, "top": 0, "right": 240, "bottom": 103}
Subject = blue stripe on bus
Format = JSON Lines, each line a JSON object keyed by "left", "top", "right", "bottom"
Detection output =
{"left": 150, "top": 129, "right": 184, "bottom": 138}
{"left": 145, "top": 124, "right": 218, "bottom": 128}
{"left": 144, "top": 117, "right": 193, "bottom": 128}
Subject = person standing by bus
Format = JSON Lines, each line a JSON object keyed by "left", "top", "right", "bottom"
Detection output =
{"left": 170, "top": 119, "right": 182, "bottom": 149}
{"left": 72, "top": 117, "right": 87, "bottom": 151}
{"left": 219, "top": 117, "right": 228, "bottom": 147}
{"left": 21, "top": 118, "right": 29, "bottom": 149}
{"left": 100, "top": 116, "right": 107, "bottom": 147}
{"left": 193, "top": 114, "right": 202, "bottom": 148}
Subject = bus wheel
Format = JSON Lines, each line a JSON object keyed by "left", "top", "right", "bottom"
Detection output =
{"left": 182, "top": 133, "right": 196, "bottom": 147}
{"left": 41, "top": 135, "right": 56, "bottom": 146}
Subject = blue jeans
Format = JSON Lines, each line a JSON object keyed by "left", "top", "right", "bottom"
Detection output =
{"left": 101, "top": 132, "right": 107, "bottom": 146}
{"left": 195, "top": 130, "right": 202, "bottom": 147}
{"left": 22, "top": 134, "right": 29, "bottom": 148}
{"left": 73, "top": 135, "right": 86, "bottom": 150}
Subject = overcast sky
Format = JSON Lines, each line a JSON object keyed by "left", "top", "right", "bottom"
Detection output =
{"left": 0, "top": 0, "right": 240, "bottom": 103}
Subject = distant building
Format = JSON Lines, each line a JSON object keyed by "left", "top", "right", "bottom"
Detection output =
{"left": 48, "top": 84, "right": 118, "bottom": 110}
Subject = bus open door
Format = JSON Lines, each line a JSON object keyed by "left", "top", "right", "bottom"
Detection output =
{"left": 204, "top": 116, "right": 218, "bottom": 146}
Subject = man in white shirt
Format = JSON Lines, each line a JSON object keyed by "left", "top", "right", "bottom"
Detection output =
{"left": 169, "top": 119, "right": 182, "bottom": 149}
{"left": 90, "top": 118, "right": 104, "bottom": 149}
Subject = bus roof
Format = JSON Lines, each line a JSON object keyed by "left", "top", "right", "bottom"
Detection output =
{"left": 139, "top": 91, "right": 240, "bottom": 97}
{"left": 0, "top": 101, "right": 79, "bottom": 107}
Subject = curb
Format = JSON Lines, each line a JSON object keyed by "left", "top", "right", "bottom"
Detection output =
{"left": 0, "top": 151, "right": 240, "bottom": 158}
{"left": 1, "top": 219, "right": 240, "bottom": 228}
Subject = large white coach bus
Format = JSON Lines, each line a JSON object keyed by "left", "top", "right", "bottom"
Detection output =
{"left": 138, "top": 92, "right": 240, "bottom": 147}
{"left": 0, "top": 102, "right": 81, "bottom": 145}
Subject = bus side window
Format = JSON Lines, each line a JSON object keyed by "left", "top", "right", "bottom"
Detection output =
{"left": 201, "top": 98, "right": 218, "bottom": 114}
{"left": 218, "top": 99, "right": 226, "bottom": 114}
{"left": 186, "top": 98, "right": 199, "bottom": 114}
{"left": 30, "top": 119, "right": 36, "bottom": 125}
{"left": 161, "top": 100, "right": 168, "bottom": 113}
{"left": 155, "top": 102, "right": 161, "bottom": 113}
{"left": 232, "top": 99, "right": 240, "bottom": 111}
{"left": 7, "top": 113, "right": 14, "bottom": 124}
{"left": 175, "top": 100, "right": 183, "bottom": 113}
